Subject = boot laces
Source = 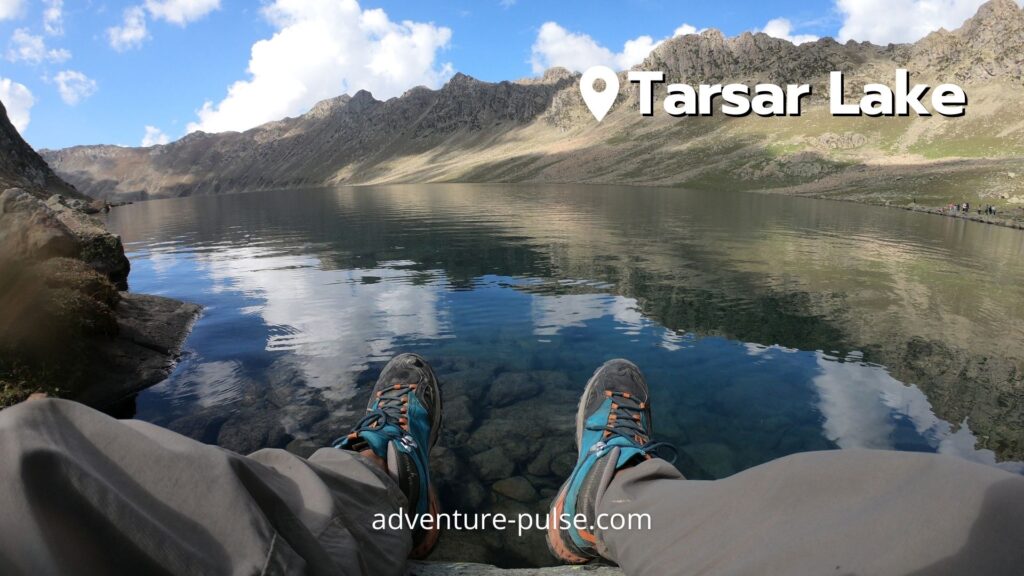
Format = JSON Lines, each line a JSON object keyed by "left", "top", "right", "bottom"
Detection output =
{"left": 586, "top": 390, "right": 677, "bottom": 463}
{"left": 339, "top": 383, "right": 417, "bottom": 445}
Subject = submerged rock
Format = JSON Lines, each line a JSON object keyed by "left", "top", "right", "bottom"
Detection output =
{"left": 526, "top": 439, "right": 574, "bottom": 477}
{"left": 488, "top": 372, "right": 542, "bottom": 407}
{"left": 446, "top": 394, "right": 477, "bottom": 432}
{"left": 472, "top": 447, "right": 516, "bottom": 481}
{"left": 549, "top": 453, "right": 577, "bottom": 479}
{"left": 681, "top": 442, "right": 737, "bottom": 479}
{"left": 492, "top": 476, "right": 538, "bottom": 503}
{"left": 445, "top": 367, "right": 497, "bottom": 402}
{"left": 218, "top": 410, "right": 294, "bottom": 454}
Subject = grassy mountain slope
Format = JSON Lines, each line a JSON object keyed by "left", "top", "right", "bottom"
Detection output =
{"left": 40, "top": 0, "right": 1024, "bottom": 220}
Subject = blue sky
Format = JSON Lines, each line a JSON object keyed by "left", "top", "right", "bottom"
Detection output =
{"left": 0, "top": 0, "right": 1008, "bottom": 150}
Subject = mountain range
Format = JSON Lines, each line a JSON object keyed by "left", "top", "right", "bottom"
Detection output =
{"left": 39, "top": 0, "right": 1024, "bottom": 218}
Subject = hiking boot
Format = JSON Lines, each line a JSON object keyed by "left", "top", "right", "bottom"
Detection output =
{"left": 335, "top": 353, "right": 443, "bottom": 558}
{"left": 547, "top": 359, "right": 671, "bottom": 564}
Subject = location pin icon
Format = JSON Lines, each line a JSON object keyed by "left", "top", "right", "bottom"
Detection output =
{"left": 580, "top": 66, "right": 619, "bottom": 122}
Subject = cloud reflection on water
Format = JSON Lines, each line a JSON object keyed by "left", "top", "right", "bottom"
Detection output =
{"left": 808, "top": 349, "right": 1024, "bottom": 473}
{"left": 203, "top": 247, "right": 451, "bottom": 396}
{"left": 531, "top": 291, "right": 644, "bottom": 337}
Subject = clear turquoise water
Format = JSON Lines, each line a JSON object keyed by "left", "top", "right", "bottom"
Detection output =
{"left": 106, "top": 184, "right": 1024, "bottom": 566}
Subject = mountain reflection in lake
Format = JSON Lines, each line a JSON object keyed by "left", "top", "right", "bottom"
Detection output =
{"left": 107, "top": 184, "right": 1024, "bottom": 567}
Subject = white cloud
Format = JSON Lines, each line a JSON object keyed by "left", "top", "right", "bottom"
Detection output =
{"left": 530, "top": 21, "right": 705, "bottom": 74}
{"left": 760, "top": 18, "right": 819, "bottom": 45}
{"left": 107, "top": 5, "right": 149, "bottom": 51}
{"left": 53, "top": 69, "right": 97, "bottom": 105}
{"left": 0, "top": 76, "right": 34, "bottom": 132}
{"left": 673, "top": 24, "right": 704, "bottom": 36}
{"left": 0, "top": 0, "right": 24, "bottom": 21}
{"left": 43, "top": 0, "right": 63, "bottom": 35}
{"left": 530, "top": 22, "right": 616, "bottom": 74}
{"left": 618, "top": 34, "right": 661, "bottom": 68}
{"left": 499, "top": 0, "right": 516, "bottom": 7}
{"left": 144, "top": 0, "right": 220, "bottom": 25}
{"left": 141, "top": 125, "right": 170, "bottom": 146}
{"left": 187, "top": 0, "right": 453, "bottom": 134}
{"left": 6, "top": 28, "right": 71, "bottom": 63}
{"left": 837, "top": 0, "right": 1023, "bottom": 44}
{"left": 107, "top": 1, "right": 219, "bottom": 51}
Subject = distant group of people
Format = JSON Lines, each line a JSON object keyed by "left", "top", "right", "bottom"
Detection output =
{"left": 946, "top": 202, "right": 998, "bottom": 216}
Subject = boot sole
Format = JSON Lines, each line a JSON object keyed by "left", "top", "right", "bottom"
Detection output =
{"left": 546, "top": 478, "right": 593, "bottom": 564}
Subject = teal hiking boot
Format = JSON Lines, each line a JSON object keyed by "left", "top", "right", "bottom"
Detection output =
{"left": 335, "top": 353, "right": 442, "bottom": 558}
{"left": 547, "top": 359, "right": 672, "bottom": 564}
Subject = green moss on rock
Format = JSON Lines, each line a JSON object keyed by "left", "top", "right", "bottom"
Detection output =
{"left": 0, "top": 256, "right": 122, "bottom": 407}
{"left": 37, "top": 257, "right": 121, "bottom": 309}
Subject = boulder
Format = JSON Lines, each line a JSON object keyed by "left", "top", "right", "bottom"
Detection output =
{"left": 492, "top": 476, "right": 538, "bottom": 503}
{"left": 549, "top": 453, "right": 577, "bottom": 479}
{"left": 445, "top": 394, "right": 477, "bottom": 431}
{"left": 166, "top": 409, "right": 231, "bottom": 444}
{"left": 444, "top": 367, "right": 495, "bottom": 402}
{"left": 0, "top": 189, "right": 130, "bottom": 288}
{"left": 47, "top": 194, "right": 130, "bottom": 287}
{"left": 467, "top": 418, "right": 537, "bottom": 465}
{"left": 35, "top": 257, "right": 120, "bottom": 308}
{"left": 488, "top": 371, "right": 542, "bottom": 407}
{"left": 471, "top": 447, "right": 516, "bottom": 481}
{"left": 74, "top": 293, "right": 202, "bottom": 407}
{"left": 0, "top": 188, "right": 78, "bottom": 262}
{"left": 406, "top": 562, "right": 623, "bottom": 575}
{"left": 218, "top": 410, "right": 294, "bottom": 454}
{"left": 460, "top": 480, "right": 489, "bottom": 510}
{"left": 526, "top": 439, "right": 571, "bottom": 477}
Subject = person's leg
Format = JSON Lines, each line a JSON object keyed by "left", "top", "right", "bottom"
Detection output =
{"left": 0, "top": 397, "right": 408, "bottom": 576}
{"left": 598, "top": 450, "right": 1024, "bottom": 576}
{"left": 0, "top": 353, "right": 443, "bottom": 576}
{"left": 548, "top": 359, "right": 1024, "bottom": 576}
{"left": 333, "top": 352, "right": 444, "bottom": 557}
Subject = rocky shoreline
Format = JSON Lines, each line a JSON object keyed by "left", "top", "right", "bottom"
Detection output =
{"left": 781, "top": 192, "right": 1024, "bottom": 231}
{"left": 897, "top": 203, "right": 1024, "bottom": 230}
{"left": 75, "top": 292, "right": 201, "bottom": 408}
{"left": 797, "top": 195, "right": 1024, "bottom": 230}
{"left": 1, "top": 92, "right": 200, "bottom": 408}
{"left": 0, "top": 188, "right": 200, "bottom": 408}
{"left": 407, "top": 562, "right": 622, "bottom": 575}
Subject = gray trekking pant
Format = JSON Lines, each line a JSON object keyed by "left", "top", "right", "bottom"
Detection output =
{"left": 1, "top": 399, "right": 1022, "bottom": 575}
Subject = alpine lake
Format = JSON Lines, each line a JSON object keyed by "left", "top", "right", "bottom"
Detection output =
{"left": 105, "top": 184, "right": 1024, "bottom": 567}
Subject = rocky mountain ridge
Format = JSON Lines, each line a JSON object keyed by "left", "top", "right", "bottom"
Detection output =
{"left": 640, "top": 0, "right": 1023, "bottom": 87}
{"left": 36, "top": 0, "right": 1024, "bottom": 218}
{"left": 0, "top": 100, "right": 82, "bottom": 200}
